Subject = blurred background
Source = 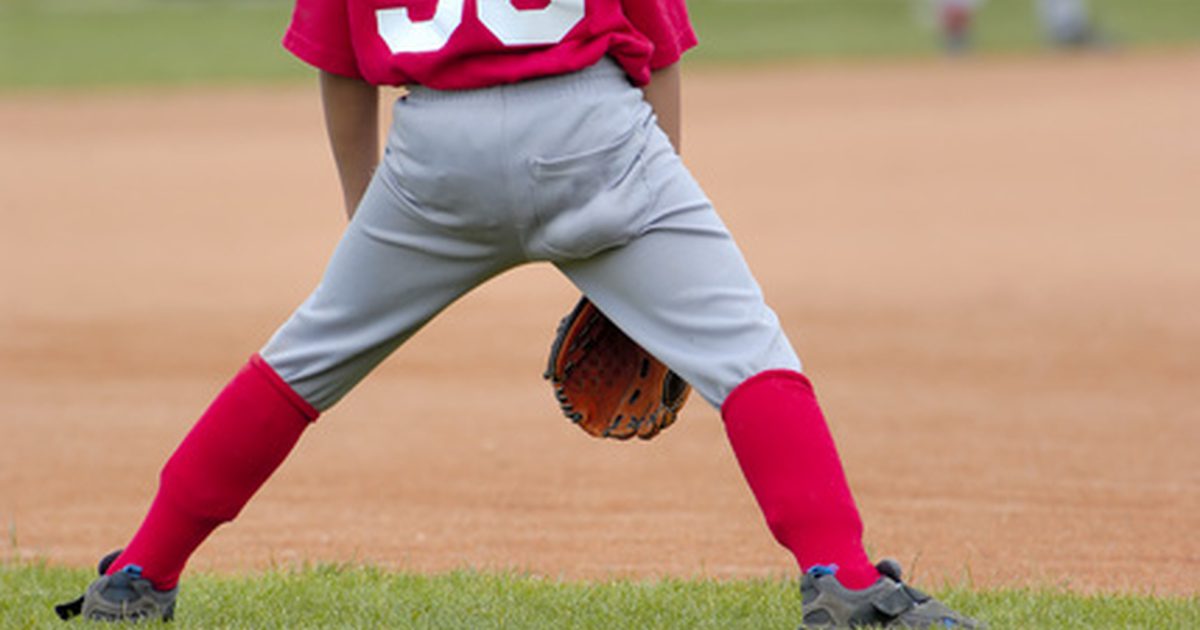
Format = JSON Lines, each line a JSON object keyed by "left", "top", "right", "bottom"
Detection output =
{"left": 1, "top": 0, "right": 1198, "bottom": 89}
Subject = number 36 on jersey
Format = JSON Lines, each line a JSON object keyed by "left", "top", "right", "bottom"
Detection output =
{"left": 378, "top": 0, "right": 585, "bottom": 53}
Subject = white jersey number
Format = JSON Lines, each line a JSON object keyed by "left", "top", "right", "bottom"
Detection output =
{"left": 378, "top": 0, "right": 585, "bottom": 54}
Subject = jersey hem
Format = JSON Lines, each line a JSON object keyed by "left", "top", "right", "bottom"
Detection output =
{"left": 283, "top": 30, "right": 363, "bottom": 80}
{"left": 648, "top": 30, "right": 698, "bottom": 71}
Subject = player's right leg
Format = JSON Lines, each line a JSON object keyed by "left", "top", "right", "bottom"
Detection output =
{"left": 533, "top": 75, "right": 879, "bottom": 590}
{"left": 553, "top": 94, "right": 982, "bottom": 626}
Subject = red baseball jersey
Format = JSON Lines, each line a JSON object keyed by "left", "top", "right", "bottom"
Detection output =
{"left": 284, "top": 0, "right": 697, "bottom": 90}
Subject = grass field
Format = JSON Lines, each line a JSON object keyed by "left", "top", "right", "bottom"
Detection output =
{"left": 2, "top": 561, "right": 1198, "bottom": 629}
{"left": 2, "top": 0, "right": 1199, "bottom": 89}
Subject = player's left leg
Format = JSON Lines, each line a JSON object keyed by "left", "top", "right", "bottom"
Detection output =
{"left": 63, "top": 92, "right": 526, "bottom": 618}
{"left": 53, "top": 354, "right": 314, "bottom": 622}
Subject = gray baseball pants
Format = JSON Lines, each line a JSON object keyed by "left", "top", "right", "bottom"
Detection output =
{"left": 260, "top": 57, "right": 801, "bottom": 411}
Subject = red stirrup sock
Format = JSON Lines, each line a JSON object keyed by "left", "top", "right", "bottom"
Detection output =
{"left": 106, "top": 354, "right": 318, "bottom": 590}
{"left": 721, "top": 370, "right": 880, "bottom": 590}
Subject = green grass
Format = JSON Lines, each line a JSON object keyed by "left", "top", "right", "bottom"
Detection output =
{"left": 0, "top": 0, "right": 307, "bottom": 89}
{"left": 687, "top": 0, "right": 1200, "bottom": 62}
{"left": 2, "top": 561, "right": 1197, "bottom": 629}
{"left": 2, "top": 0, "right": 1199, "bottom": 90}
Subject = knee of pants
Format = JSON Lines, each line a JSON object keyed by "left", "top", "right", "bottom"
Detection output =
{"left": 686, "top": 335, "right": 803, "bottom": 409}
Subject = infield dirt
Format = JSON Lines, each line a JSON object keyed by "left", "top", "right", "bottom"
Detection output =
{"left": 2, "top": 51, "right": 1197, "bottom": 594}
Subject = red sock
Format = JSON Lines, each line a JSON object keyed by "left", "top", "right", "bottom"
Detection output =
{"left": 721, "top": 370, "right": 880, "bottom": 589}
{"left": 106, "top": 354, "right": 318, "bottom": 589}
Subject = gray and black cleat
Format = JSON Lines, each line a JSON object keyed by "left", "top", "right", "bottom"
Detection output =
{"left": 55, "top": 550, "right": 178, "bottom": 623}
{"left": 800, "top": 560, "right": 984, "bottom": 628}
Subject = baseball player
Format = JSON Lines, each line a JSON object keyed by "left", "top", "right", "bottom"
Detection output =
{"left": 934, "top": 0, "right": 982, "bottom": 53}
{"left": 1035, "top": 0, "right": 1104, "bottom": 48}
{"left": 56, "top": 1, "right": 982, "bottom": 627}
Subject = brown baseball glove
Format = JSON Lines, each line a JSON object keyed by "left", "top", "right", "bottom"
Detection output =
{"left": 544, "top": 296, "right": 691, "bottom": 440}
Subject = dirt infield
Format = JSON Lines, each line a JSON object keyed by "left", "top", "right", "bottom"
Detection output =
{"left": 2, "top": 51, "right": 1197, "bottom": 595}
